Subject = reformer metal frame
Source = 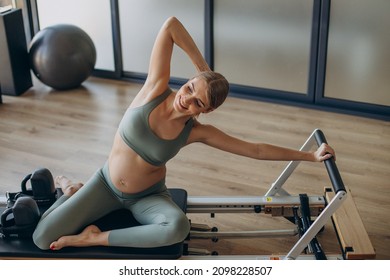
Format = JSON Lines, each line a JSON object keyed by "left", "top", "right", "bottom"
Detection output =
{"left": 184, "top": 129, "right": 347, "bottom": 260}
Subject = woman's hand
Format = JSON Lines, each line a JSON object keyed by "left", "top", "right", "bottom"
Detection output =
{"left": 313, "top": 143, "right": 336, "bottom": 162}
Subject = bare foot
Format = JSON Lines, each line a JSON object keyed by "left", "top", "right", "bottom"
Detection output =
{"left": 55, "top": 175, "right": 83, "bottom": 196}
{"left": 49, "top": 225, "right": 108, "bottom": 250}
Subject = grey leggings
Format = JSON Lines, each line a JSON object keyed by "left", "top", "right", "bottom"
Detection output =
{"left": 32, "top": 163, "right": 190, "bottom": 250}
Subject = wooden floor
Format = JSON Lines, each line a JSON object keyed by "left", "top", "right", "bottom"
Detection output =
{"left": 0, "top": 77, "right": 389, "bottom": 259}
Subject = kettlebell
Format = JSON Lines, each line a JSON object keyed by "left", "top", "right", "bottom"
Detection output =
{"left": 1, "top": 196, "right": 40, "bottom": 238}
{"left": 21, "top": 168, "right": 56, "bottom": 204}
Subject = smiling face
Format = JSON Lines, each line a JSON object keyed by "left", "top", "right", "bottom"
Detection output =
{"left": 174, "top": 77, "right": 213, "bottom": 117}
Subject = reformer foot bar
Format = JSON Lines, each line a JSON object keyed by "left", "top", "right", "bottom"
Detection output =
{"left": 0, "top": 129, "right": 375, "bottom": 259}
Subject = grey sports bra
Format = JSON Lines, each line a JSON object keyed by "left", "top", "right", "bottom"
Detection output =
{"left": 118, "top": 88, "right": 194, "bottom": 166}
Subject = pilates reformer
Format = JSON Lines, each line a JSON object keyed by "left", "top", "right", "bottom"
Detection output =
{"left": 0, "top": 129, "right": 375, "bottom": 260}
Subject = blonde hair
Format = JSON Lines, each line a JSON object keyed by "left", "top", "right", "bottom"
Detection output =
{"left": 192, "top": 71, "right": 229, "bottom": 110}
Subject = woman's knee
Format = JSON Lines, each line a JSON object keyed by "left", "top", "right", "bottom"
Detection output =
{"left": 32, "top": 228, "right": 51, "bottom": 250}
{"left": 166, "top": 214, "right": 190, "bottom": 244}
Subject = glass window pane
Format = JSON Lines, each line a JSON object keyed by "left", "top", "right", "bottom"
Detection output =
{"left": 119, "top": 0, "right": 204, "bottom": 80}
{"left": 324, "top": 0, "right": 390, "bottom": 106}
{"left": 36, "top": 0, "right": 115, "bottom": 71}
{"left": 214, "top": 0, "right": 313, "bottom": 94}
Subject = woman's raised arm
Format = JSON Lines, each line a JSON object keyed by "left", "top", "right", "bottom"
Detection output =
{"left": 146, "top": 17, "right": 210, "bottom": 90}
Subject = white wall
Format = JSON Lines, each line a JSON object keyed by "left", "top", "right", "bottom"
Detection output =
{"left": 119, "top": 0, "right": 205, "bottom": 79}
{"left": 37, "top": 0, "right": 115, "bottom": 71}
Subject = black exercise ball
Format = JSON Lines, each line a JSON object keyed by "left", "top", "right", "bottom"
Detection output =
{"left": 29, "top": 24, "right": 96, "bottom": 90}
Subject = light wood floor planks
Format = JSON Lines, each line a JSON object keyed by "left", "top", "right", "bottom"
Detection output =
{"left": 0, "top": 77, "right": 389, "bottom": 259}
